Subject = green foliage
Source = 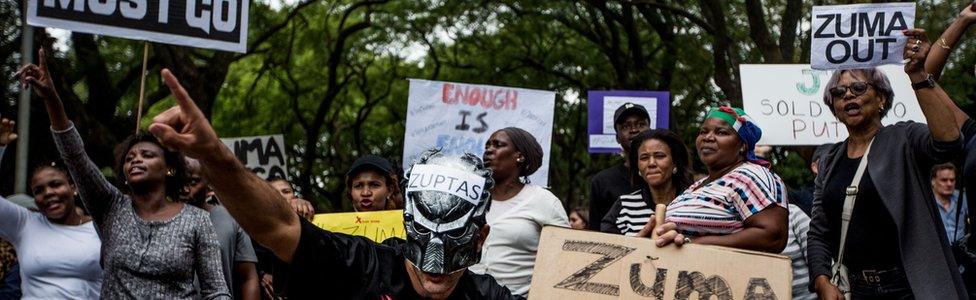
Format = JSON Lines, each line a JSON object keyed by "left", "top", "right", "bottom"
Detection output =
{"left": 6, "top": 0, "right": 976, "bottom": 210}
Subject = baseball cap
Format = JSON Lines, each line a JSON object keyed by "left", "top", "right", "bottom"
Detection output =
{"left": 347, "top": 155, "right": 394, "bottom": 176}
{"left": 613, "top": 102, "right": 650, "bottom": 125}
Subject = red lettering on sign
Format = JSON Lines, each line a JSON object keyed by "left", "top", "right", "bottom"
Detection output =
{"left": 441, "top": 83, "right": 519, "bottom": 111}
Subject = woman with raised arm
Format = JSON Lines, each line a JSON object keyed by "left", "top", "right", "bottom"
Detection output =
{"left": 0, "top": 117, "right": 102, "bottom": 298}
{"left": 804, "top": 29, "right": 967, "bottom": 299}
{"left": 18, "top": 50, "right": 230, "bottom": 299}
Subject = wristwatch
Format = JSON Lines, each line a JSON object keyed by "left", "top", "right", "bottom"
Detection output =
{"left": 912, "top": 73, "right": 937, "bottom": 90}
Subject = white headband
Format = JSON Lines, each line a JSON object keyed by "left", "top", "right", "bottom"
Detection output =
{"left": 405, "top": 164, "right": 487, "bottom": 205}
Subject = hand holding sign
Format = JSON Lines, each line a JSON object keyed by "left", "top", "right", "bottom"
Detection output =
{"left": 902, "top": 29, "right": 930, "bottom": 79}
{"left": 961, "top": 3, "right": 976, "bottom": 23}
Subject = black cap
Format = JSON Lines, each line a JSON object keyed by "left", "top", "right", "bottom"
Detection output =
{"left": 347, "top": 155, "right": 394, "bottom": 176}
{"left": 613, "top": 102, "right": 650, "bottom": 126}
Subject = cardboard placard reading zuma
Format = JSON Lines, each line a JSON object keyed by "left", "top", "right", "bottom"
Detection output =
{"left": 530, "top": 227, "right": 791, "bottom": 300}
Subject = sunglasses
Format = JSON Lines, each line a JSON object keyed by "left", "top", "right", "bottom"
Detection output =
{"left": 829, "top": 82, "right": 873, "bottom": 98}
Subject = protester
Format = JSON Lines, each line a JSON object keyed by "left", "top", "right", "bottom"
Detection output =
{"left": 588, "top": 102, "right": 650, "bottom": 230}
{"left": 782, "top": 204, "right": 815, "bottom": 300}
{"left": 652, "top": 106, "right": 788, "bottom": 254}
{"left": 932, "top": 163, "right": 968, "bottom": 247}
{"left": 568, "top": 207, "right": 588, "bottom": 230}
{"left": 469, "top": 127, "right": 569, "bottom": 296}
{"left": 0, "top": 118, "right": 103, "bottom": 298}
{"left": 788, "top": 144, "right": 832, "bottom": 216}
{"left": 928, "top": 4, "right": 976, "bottom": 293}
{"left": 807, "top": 29, "right": 967, "bottom": 299}
{"left": 600, "top": 129, "right": 692, "bottom": 236}
{"left": 267, "top": 177, "right": 314, "bottom": 220}
{"left": 182, "top": 158, "right": 260, "bottom": 300}
{"left": 18, "top": 50, "right": 230, "bottom": 299}
{"left": 346, "top": 155, "right": 399, "bottom": 211}
{"left": 144, "top": 78, "right": 523, "bottom": 297}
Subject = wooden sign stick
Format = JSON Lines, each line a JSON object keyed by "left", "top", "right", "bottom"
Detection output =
{"left": 651, "top": 203, "right": 666, "bottom": 239}
{"left": 135, "top": 41, "right": 149, "bottom": 134}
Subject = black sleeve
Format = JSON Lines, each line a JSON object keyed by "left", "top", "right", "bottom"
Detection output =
{"left": 806, "top": 149, "right": 834, "bottom": 292}
{"left": 600, "top": 197, "right": 624, "bottom": 234}
{"left": 469, "top": 273, "right": 525, "bottom": 300}
{"left": 904, "top": 122, "right": 963, "bottom": 165}
{"left": 286, "top": 218, "right": 404, "bottom": 299}
{"left": 961, "top": 118, "right": 976, "bottom": 145}
{"left": 588, "top": 177, "right": 604, "bottom": 230}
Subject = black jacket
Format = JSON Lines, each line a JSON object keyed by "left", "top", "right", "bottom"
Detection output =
{"left": 286, "top": 218, "right": 521, "bottom": 299}
{"left": 806, "top": 122, "right": 967, "bottom": 298}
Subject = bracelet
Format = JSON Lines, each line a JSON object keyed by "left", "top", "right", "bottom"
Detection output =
{"left": 939, "top": 38, "right": 952, "bottom": 50}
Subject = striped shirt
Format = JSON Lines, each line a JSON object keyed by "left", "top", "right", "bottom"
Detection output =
{"left": 782, "top": 204, "right": 815, "bottom": 300}
{"left": 666, "top": 162, "right": 787, "bottom": 237}
{"left": 612, "top": 191, "right": 654, "bottom": 236}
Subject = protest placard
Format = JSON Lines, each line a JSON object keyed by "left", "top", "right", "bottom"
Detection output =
{"left": 529, "top": 227, "right": 791, "bottom": 300}
{"left": 810, "top": 3, "right": 915, "bottom": 70}
{"left": 740, "top": 64, "right": 925, "bottom": 145}
{"left": 220, "top": 134, "right": 287, "bottom": 180}
{"left": 311, "top": 210, "right": 405, "bottom": 243}
{"left": 403, "top": 79, "right": 556, "bottom": 185}
{"left": 26, "top": 0, "right": 249, "bottom": 52}
{"left": 587, "top": 91, "right": 670, "bottom": 153}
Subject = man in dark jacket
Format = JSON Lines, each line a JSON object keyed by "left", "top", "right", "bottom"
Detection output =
{"left": 146, "top": 70, "right": 520, "bottom": 299}
{"left": 589, "top": 102, "right": 649, "bottom": 231}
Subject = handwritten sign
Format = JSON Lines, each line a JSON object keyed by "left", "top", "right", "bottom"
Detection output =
{"left": 529, "top": 227, "right": 791, "bottom": 300}
{"left": 312, "top": 210, "right": 405, "bottom": 243}
{"left": 740, "top": 64, "right": 924, "bottom": 145}
{"left": 26, "top": 0, "right": 249, "bottom": 52}
{"left": 587, "top": 91, "right": 670, "bottom": 153}
{"left": 220, "top": 135, "right": 287, "bottom": 179}
{"left": 405, "top": 164, "right": 486, "bottom": 205}
{"left": 403, "top": 79, "right": 555, "bottom": 185}
{"left": 811, "top": 3, "right": 915, "bottom": 70}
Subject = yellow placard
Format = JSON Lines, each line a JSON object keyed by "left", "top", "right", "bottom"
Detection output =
{"left": 311, "top": 210, "right": 405, "bottom": 243}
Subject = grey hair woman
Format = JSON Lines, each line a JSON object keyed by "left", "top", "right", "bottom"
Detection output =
{"left": 806, "top": 29, "right": 967, "bottom": 299}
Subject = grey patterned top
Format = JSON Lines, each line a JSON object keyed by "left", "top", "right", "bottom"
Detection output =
{"left": 53, "top": 124, "right": 231, "bottom": 299}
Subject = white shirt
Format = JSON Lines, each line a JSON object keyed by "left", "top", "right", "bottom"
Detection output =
{"left": 469, "top": 185, "right": 569, "bottom": 296}
{"left": 0, "top": 195, "right": 103, "bottom": 299}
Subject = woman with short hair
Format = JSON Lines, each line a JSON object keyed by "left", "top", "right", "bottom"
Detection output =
{"left": 469, "top": 127, "right": 569, "bottom": 296}
{"left": 807, "top": 29, "right": 967, "bottom": 299}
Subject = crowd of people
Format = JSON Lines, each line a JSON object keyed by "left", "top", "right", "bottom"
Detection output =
{"left": 1, "top": 4, "right": 976, "bottom": 300}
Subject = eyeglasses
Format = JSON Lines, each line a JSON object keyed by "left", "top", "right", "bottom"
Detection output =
{"left": 616, "top": 120, "right": 649, "bottom": 131}
{"left": 829, "top": 82, "right": 873, "bottom": 98}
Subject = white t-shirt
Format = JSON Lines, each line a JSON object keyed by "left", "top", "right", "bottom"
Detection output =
{"left": 469, "top": 184, "right": 569, "bottom": 296}
{"left": 0, "top": 195, "right": 103, "bottom": 299}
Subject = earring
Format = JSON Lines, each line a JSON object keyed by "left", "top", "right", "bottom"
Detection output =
{"left": 672, "top": 168, "right": 678, "bottom": 174}
{"left": 166, "top": 170, "right": 174, "bottom": 176}
{"left": 517, "top": 158, "right": 524, "bottom": 163}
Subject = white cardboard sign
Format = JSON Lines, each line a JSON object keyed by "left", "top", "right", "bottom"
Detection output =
{"left": 810, "top": 3, "right": 915, "bottom": 70}
{"left": 27, "top": 0, "right": 249, "bottom": 52}
{"left": 220, "top": 135, "right": 287, "bottom": 179}
{"left": 405, "top": 164, "right": 487, "bottom": 205}
{"left": 740, "top": 64, "right": 925, "bottom": 145}
{"left": 403, "top": 79, "right": 556, "bottom": 186}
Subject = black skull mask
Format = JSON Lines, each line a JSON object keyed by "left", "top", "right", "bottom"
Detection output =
{"left": 402, "top": 150, "right": 493, "bottom": 274}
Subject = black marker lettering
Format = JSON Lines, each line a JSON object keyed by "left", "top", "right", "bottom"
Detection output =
{"left": 554, "top": 241, "right": 635, "bottom": 296}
